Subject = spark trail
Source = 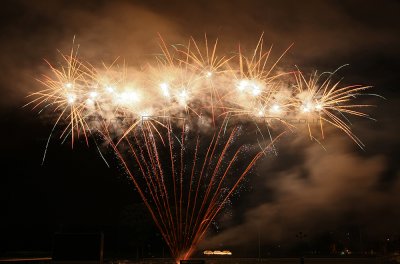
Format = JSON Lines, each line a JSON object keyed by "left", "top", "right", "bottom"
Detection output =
{"left": 103, "top": 118, "right": 280, "bottom": 260}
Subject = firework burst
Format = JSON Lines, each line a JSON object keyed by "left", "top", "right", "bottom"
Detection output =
{"left": 292, "top": 67, "right": 375, "bottom": 149}
{"left": 27, "top": 35, "right": 378, "bottom": 261}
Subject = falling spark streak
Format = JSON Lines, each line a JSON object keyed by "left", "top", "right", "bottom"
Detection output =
{"left": 107, "top": 119, "right": 280, "bottom": 261}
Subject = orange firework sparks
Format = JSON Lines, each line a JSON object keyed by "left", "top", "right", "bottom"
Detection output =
{"left": 103, "top": 118, "right": 283, "bottom": 261}
{"left": 27, "top": 35, "right": 376, "bottom": 148}
{"left": 27, "top": 35, "right": 378, "bottom": 262}
{"left": 292, "top": 67, "right": 375, "bottom": 149}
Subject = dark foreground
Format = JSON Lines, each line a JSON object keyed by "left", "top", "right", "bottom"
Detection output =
{"left": 0, "top": 257, "right": 397, "bottom": 264}
{"left": 133, "top": 257, "right": 393, "bottom": 264}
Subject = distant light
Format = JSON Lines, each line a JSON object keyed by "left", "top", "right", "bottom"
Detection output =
{"left": 315, "top": 103, "right": 323, "bottom": 111}
{"left": 206, "top": 71, "right": 213, "bottom": 78}
{"left": 64, "top": 82, "right": 73, "bottom": 89}
{"left": 203, "top": 250, "right": 232, "bottom": 256}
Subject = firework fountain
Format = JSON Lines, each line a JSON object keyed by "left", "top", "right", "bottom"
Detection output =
{"left": 27, "top": 35, "right": 377, "bottom": 261}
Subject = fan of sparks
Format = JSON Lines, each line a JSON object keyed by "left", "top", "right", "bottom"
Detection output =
{"left": 27, "top": 35, "right": 377, "bottom": 261}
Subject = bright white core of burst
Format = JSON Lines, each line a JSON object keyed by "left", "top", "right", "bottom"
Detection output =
{"left": 67, "top": 93, "right": 76, "bottom": 104}
{"left": 237, "top": 79, "right": 249, "bottom": 91}
{"left": 105, "top": 85, "right": 115, "bottom": 93}
{"left": 251, "top": 85, "right": 261, "bottom": 96}
{"left": 270, "top": 104, "right": 280, "bottom": 113}
{"left": 139, "top": 110, "right": 152, "bottom": 120}
{"left": 237, "top": 79, "right": 262, "bottom": 96}
{"left": 118, "top": 90, "right": 140, "bottom": 104}
{"left": 160, "top": 82, "right": 170, "bottom": 97}
{"left": 178, "top": 89, "right": 189, "bottom": 105}
{"left": 64, "top": 82, "right": 73, "bottom": 89}
{"left": 89, "top": 91, "right": 98, "bottom": 99}
{"left": 86, "top": 98, "right": 94, "bottom": 106}
{"left": 302, "top": 102, "right": 313, "bottom": 113}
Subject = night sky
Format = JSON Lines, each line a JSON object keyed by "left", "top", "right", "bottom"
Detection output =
{"left": 0, "top": 0, "right": 399, "bottom": 259}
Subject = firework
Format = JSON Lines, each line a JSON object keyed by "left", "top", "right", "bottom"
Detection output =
{"left": 27, "top": 36, "right": 375, "bottom": 147}
{"left": 292, "top": 68, "right": 375, "bottom": 148}
{"left": 102, "top": 118, "right": 279, "bottom": 261}
{"left": 28, "top": 35, "right": 377, "bottom": 261}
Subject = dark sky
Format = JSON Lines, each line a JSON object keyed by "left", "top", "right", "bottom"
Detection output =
{"left": 0, "top": 0, "right": 399, "bottom": 258}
